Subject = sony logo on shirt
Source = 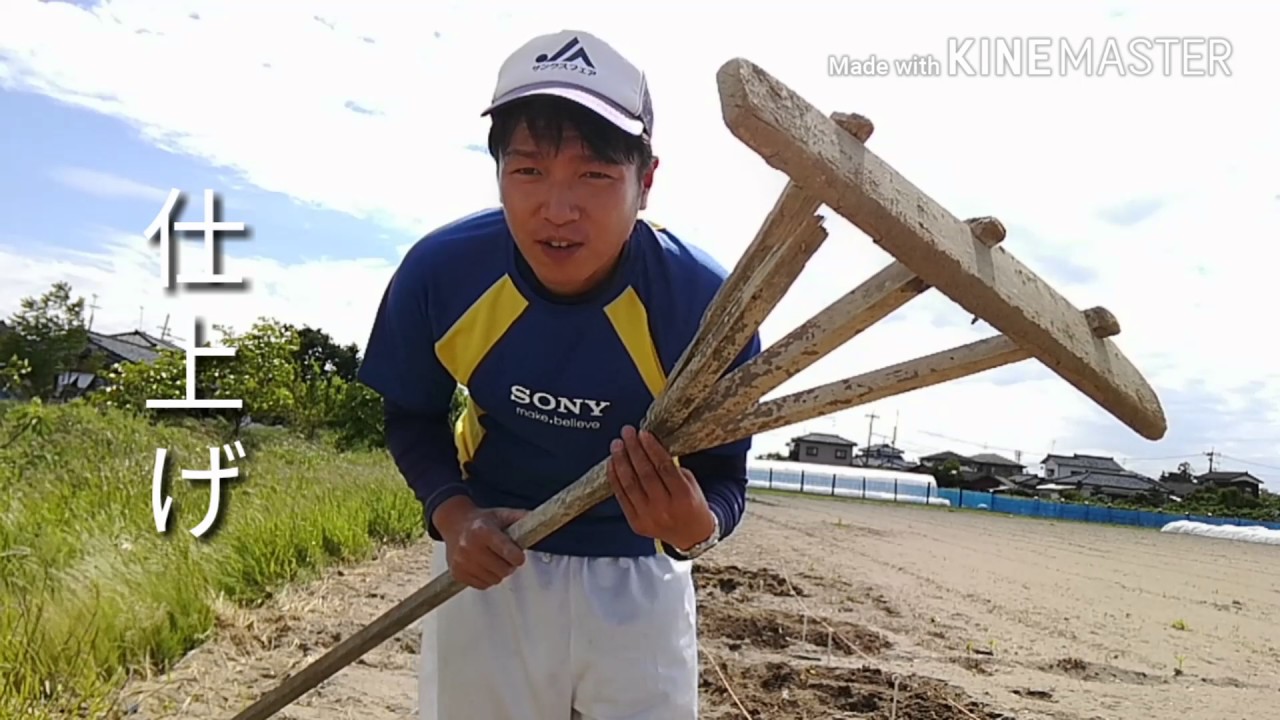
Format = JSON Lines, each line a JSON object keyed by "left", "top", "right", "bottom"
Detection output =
{"left": 509, "top": 384, "right": 612, "bottom": 430}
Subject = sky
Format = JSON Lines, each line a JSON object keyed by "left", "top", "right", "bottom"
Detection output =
{"left": 1, "top": 0, "right": 1277, "bottom": 488}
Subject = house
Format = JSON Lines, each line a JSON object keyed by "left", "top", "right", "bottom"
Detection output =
{"left": 787, "top": 433, "right": 857, "bottom": 466}
{"left": 55, "top": 330, "right": 182, "bottom": 399}
{"left": 1007, "top": 473, "right": 1042, "bottom": 490}
{"left": 1040, "top": 453, "right": 1127, "bottom": 480}
{"left": 982, "top": 472, "right": 1042, "bottom": 495}
{"left": 1050, "top": 470, "right": 1169, "bottom": 501}
{"left": 967, "top": 452, "right": 1025, "bottom": 478}
{"left": 1158, "top": 472, "right": 1202, "bottom": 499}
{"left": 1196, "top": 471, "right": 1263, "bottom": 499}
{"left": 917, "top": 450, "right": 1024, "bottom": 477}
{"left": 853, "top": 442, "right": 913, "bottom": 470}
{"left": 917, "top": 451, "right": 977, "bottom": 473}
{"left": 959, "top": 470, "right": 1027, "bottom": 493}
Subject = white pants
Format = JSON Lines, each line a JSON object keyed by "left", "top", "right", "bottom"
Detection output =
{"left": 419, "top": 542, "right": 699, "bottom": 720}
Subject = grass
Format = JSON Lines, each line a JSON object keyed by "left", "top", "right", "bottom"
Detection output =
{"left": 0, "top": 400, "right": 421, "bottom": 719}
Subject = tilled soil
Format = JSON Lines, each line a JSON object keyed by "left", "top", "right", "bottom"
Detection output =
{"left": 691, "top": 563, "right": 1005, "bottom": 720}
{"left": 117, "top": 492, "right": 1279, "bottom": 719}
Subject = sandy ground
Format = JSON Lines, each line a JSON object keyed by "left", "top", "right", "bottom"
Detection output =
{"left": 121, "top": 491, "right": 1280, "bottom": 720}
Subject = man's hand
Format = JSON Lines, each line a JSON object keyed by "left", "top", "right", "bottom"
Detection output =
{"left": 608, "top": 425, "right": 716, "bottom": 552}
{"left": 432, "top": 495, "right": 528, "bottom": 590}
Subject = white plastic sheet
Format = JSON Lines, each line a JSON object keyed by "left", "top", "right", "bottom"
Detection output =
{"left": 746, "top": 459, "right": 951, "bottom": 507}
{"left": 1160, "top": 519, "right": 1280, "bottom": 546}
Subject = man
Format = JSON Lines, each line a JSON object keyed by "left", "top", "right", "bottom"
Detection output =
{"left": 357, "top": 28, "right": 759, "bottom": 720}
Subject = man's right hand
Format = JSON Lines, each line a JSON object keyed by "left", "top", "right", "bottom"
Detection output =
{"left": 432, "top": 495, "right": 528, "bottom": 590}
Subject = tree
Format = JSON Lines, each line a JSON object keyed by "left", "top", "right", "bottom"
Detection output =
{"left": 84, "top": 310, "right": 472, "bottom": 452}
{"left": 931, "top": 458, "right": 963, "bottom": 488}
{"left": 290, "top": 325, "right": 360, "bottom": 383}
{"left": 0, "top": 282, "right": 89, "bottom": 400}
{"left": 92, "top": 318, "right": 303, "bottom": 440}
{"left": 208, "top": 319, "right": 304, "bottom": 432}
{"left": 329, "top": 380, "right": 385, "bottom": 450}
{"left": 330, "top": 381, "right": 468, "bottom": 451}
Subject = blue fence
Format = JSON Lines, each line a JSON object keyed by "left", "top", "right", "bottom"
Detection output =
{"left": 747, "top": 468, "right": 1280, "bottom": 531}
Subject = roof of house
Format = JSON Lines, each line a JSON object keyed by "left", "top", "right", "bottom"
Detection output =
{"left": 87, "top": 330, "right": 181, "bottom": 364}
{"left": 792, "top": 432, "right": 856, "bottom": 447}
{"left": 968, "top": 452, "right": 1023, "bottom": 468}
{"left": 1065, "top": 471, "right": 1166, "bottom": 492}
{"left": 1161, "top": 476, "right": 1201, "bottom": 495}
{"left": 920, "top": 450, "right": 973, "bottom": 462}
{"left": 960, "top": 470, "right": 1024, "bottom": 492}
{"left": 1197, "top": 471, "right": 1262, "bottom": 486}
{"left": 863, "top": 443, "right": 904, "bottom": 454}
{"left": 1008, "top": 473, "right": 1042, "bottom": 487}
{"left": 1040, "top": 453, "right": 1126, "bottom": 473}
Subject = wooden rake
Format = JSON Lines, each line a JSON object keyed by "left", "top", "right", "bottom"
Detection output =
{"left": 225, "top": 58, "right": 1166, "bottom": 720}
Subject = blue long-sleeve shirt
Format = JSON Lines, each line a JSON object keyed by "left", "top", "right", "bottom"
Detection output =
{"left": 358, "top": 209, "right": 758, "bottom": 557}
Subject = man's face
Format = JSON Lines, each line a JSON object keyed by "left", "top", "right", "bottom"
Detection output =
{"left": 498, "top": 123, "right": 655, "bottom": 296}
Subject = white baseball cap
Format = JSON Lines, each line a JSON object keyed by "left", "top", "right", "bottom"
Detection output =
{"left": 482, "top": 30, "right": 654, "bottom": 138}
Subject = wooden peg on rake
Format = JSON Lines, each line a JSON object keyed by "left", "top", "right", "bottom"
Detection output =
{"left": 225, "top": 58, "right": 1165, "bottom": 720}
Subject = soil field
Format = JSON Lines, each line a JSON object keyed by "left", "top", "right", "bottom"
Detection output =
{"left": 122, "top": 491, "right": 1279, "bottom": 720}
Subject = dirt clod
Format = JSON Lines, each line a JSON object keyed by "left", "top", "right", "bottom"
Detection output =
{"left": 700, "top": 603, "right": 891, "bottom": 657}
{"left": 694, "top": 563, "right": 806, "bottom": 597}
{"left": 700, "top": 659, "right": 1011, "bottom": 720}
{"left": 1042, "top": 657, "right": 1160, "bottom": 685}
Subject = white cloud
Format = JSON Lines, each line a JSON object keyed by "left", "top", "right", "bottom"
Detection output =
{"left": 48, "top": 166, "right": 170, "bottom": 203}
{"left": 1, "top": 0, "right": 1278, "bottom": 485}
{"left": 0, "top": 232, "right": 392, "bottom": 351}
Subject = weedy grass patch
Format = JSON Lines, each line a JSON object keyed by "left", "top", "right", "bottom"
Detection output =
{"left": 0, "top": 400, "right": 418, "bottom": 719}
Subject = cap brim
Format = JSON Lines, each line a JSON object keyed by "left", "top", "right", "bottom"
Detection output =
{"left": 482, "top": 86, "right": 646, "bottom": 136}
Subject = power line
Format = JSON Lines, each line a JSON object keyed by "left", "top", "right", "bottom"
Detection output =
{"left": 916, "top": 429, "right": 1023, "bottom": 456}
{"left": 1218, "top": 454, "right": 1280, "bottom": 472}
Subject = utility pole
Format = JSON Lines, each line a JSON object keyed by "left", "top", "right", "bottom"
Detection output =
{"left": 864, "top": 412, "right": 879, "bottom": 466}
{"left": 87, "top": 294, "right": 101, "bottom": 332}
{"left": 891, "top": 410, "right": 899, "bottom": 447}
{"left": 1204, "top": 448, "right": 1218, "bottom": 473}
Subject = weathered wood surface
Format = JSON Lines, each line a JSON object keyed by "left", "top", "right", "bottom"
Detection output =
{"left": 692, "top": 215, "right": 1003, "bottom": 428}
{"left": 647, "top": 113, "right": 872, "bottom": 438}
{"left": 691, "top": 336, "right": 1032, "bottom": 448}
{"left": 645, "top": 209, "right": 824, "bottom": 437}
{"left": 684, "top": 301, "right": 1122, "bottom": 450}
{"left": 716, "top": 57, "right": 1167, "bottom": 440}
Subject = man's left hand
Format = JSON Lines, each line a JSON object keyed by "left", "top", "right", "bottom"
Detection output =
{"left": 608, "top": 425, "right": 716, "bottom": 552}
